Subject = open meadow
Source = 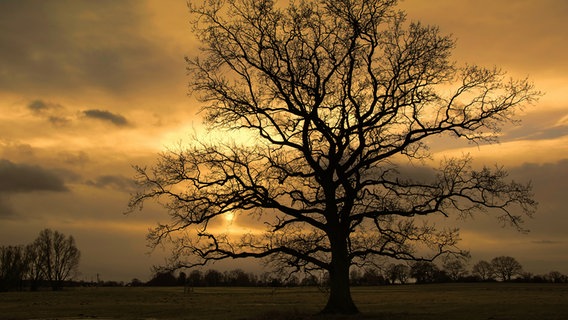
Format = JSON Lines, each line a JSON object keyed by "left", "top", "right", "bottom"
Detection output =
{"left": 1, "top": 283, "right": 567, "bottom": 320}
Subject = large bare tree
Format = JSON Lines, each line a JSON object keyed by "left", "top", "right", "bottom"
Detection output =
{"left": 129, "top": 0, "right": 538, "bottom": 314}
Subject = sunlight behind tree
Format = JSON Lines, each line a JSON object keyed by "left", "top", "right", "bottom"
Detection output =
{"left": 129, "top": 0, "right": 539, "bottom": 315}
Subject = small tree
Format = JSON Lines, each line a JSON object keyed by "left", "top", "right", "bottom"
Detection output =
{"left": 147, "top": 270, "right": 178, "bottom": 286}
{"left": 360, "top": 267, "right": 386, "bottom": 286}
{"left": 442, "top": 257, "right": 468, "bottom": 282}
{"left": 177, "top": 271, "right": 187, "bottom": 286}
{"left": 203, "top": 269, "right": 224, "bottom": 286}
{"left": 129, "top": 278, "right": 144, "bottom": 287}
{"left": 472, "top": 260, "right": 494, "bottom": 281}
{"left": 129, "top": 0, "right": 539, "bottom": 314}
{"left": 491, "top": 256, "right": 522, "bottom": 281}
{"left": 410, "top": 261, "right": 440, "bottom": 284}
{"left": 386, "top": 263, "right": 409, "bottom": 284}
{"left": 188, "top": 269, "right": 204, "bottom": 286}
{"left": 546, "top": 271, "right": 566, "bottom": 283}
{"left": 32, "top": 229, "right": 81, "bottom": 290}
{"left": 0, "top": 245, "right": 27, "bottom": 291}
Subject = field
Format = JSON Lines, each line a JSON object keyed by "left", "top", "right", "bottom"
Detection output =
{"left": 1, "top": 283, "right": 568, "bottom": 320}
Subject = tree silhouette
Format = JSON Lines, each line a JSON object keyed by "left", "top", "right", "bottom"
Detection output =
{"left": 472, "top": 260, "right": 494, "bottom": 281}
{"left": 386, "top": 263, "right": 410, "bottom": 284}
{"left": 442, "top": 257, "right": 469, "bottom": 281}
{"left": 491, "top": 256, "right": 523, "bottom": 281}
{"left": 0, "top": 245, "right": 27, "bottom": 291}
{"left": 129, "top": 0, "right": 539, "bottom": 314}
{"left": 32, "top": 229, "right": 81, "bottom": 291}
{"left": 410, "top": 261, "right": 440, "bottom": 284}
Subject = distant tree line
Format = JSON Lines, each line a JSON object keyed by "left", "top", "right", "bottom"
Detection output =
{"left": 348, "top": 256, "right": 568, "bottom": 285}
{"left": 0, "top": 229, "right": 80, "bottom": 291}
{"left": 136, "top": 255, "right": 567, "bottom": 288}
{"left": 142, "top": 268, "right": 314, "bottom": 288}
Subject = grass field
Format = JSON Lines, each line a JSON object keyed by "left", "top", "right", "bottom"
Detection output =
{"left": 1, "top": 283, "right": 567, "bottom": 320}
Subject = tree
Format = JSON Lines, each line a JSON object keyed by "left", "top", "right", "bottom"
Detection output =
{"left": 204, "top": 269, "right": 224, "bottom": 286}
{"left": 546, "top": 271, "right": 567, "bottom": 283}
{"left": 177, "top": 271, "right": 187, "bottom": 286}
{"left": 225, "top": 268, "right": 253, "bottom": 286}
{"left": 0, "top": 245, "right": 27, "bottom": 291}
{"left": 442, "top": 257, "right": 468, "bottom": 282}
{"left": 147, "top": 270, "right": 178, "bottom": 286}
{"left": 33, "top": 229, "right": 81, "bottom": 290}
{"left": 386, "top": 263, "right": 409, "bottom": 284}
{"left": 129, "top": 278, "right": 144, "bottom": 287}
{"left": 188, "top": 269, "right": 204, "bottom": 286}
{"left": 360, "top": 267, "right": 386, "bottom": 286}
{"left": 491, "top": 256, "right": 523, "bottom": 281}
{"left": 25, "top": 242, "right": 45, "bottom": 291}
{"left": 410, "top": 261, "right": 440, "bottom": 284}
{"left": 471, "top": 260, "right": 494, "bottom": 281}
{"left": 128, "top": 0, "right": 539, "bottom": 314}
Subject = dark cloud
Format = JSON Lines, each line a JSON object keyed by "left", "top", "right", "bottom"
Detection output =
{"left": 27, "top": 99, "right": 63, "bottom": 114}
{"left": 26, "top": 99, "right": 70, "bottom": 126}
{"left": 28, "top": 100, "right": 50, "bottom": 112}
{"left": 83, "top": 109, "right": 129, "bottom": 126}
{"left": 0, "top": 159, "right": 68, "bottom": 193}
{"left": 86, "top": 175, "right": 136, "bottom": 191}
{"left": 48, "top": 116, "right": 71, "bottom": 126}
{"left": 0, "top": 0, "right": 180, "bottom": 97}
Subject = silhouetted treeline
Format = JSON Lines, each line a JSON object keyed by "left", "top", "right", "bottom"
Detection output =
{"left": 144, "top": 269, "right": 301, "bottom": 287}
{"left": 0, "top": 229, "right": 80, "bottom": 291}
{"left": 139, "top": 256, "right": 567, "bottom": 288}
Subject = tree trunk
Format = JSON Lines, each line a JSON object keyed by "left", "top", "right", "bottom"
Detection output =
{"left": 321, "top": 235, "right": 359, "bottom": 315}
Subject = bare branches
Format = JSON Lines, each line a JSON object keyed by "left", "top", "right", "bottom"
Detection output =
{"left": 130, "top": 0, "right": 539, "bottom": 279}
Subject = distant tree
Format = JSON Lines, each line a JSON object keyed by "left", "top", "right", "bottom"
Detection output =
{"left": 33, "top": 229, "right": 81, "bottom": 290}
{"left": 491, "top": 256, "right": 523, "bottom": 281}
{"left": 177, "top": 271, "right": 187, "bottom": 286}
{"left": 300, "top": 274, "right": 319, "bottom": 287}
{"left": 285, "top": 274, "right": 300, "bottom": 287}
{"left": 471, "top": 260, "right": 494, "bottom": 281}
{"left": 442, "top": 257, "right": 468, "bottom": 282}
{"left": 147, "top": 270, "right": 177, "bottom": 286}
{"left": 128, "top": 0, "right": 539, "bottom": 314}
{"left": 349, "top": 269, "right": 362, "bottom": 286}
{"left": 360, "top": 268, "right": 387, "bottom": 286}
{"left": 410, "top": 261, "right": 440, "bottom": 284}
{"left": 187, "top": 269, "right": 203, "bottom": 286}
{"left": 204, "top": 269, "right": 224, "bottom": 286}
{"left": 519, "top": 272, "right": 533, "bottom": 282}
{"left": 25, "top": 242, "right": 45, "bottom": 291}
{"left": 0, "top": 245, "right": 27, "bottom": 291}
{"left": 260, "top": 271, "right": 283, "bottom": 287}
{"left": 129, "top": 278, "right": 144, "bottom": 287}
{"left": 546, "top": 271, "right": 567, "bottom": 283}
{"left": 225, "top": 268, "right": 252, "bottom": 286}
{"left": 386, "top": 263, "right": 410, "bottom": 284}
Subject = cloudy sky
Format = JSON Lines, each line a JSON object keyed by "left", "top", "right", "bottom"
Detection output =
{"left": 1, "top": 0, "right": 567, "bottom": 282}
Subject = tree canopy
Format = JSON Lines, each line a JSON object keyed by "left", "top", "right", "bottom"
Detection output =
{"left": 129, "top": 0, "right": 539, "bottom": 314}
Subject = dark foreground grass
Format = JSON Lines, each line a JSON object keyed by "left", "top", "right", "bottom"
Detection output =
{"left": 1, "top": 283, "right": 567, "bottom": 320}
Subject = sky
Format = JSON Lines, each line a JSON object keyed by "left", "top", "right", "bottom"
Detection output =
{"left": 0, "top": 0, "right": 567, "bottom": 282}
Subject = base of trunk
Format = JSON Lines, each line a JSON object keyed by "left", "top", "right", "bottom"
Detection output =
{"left": 320, "top": 296, "right": 359, "bottom": 315}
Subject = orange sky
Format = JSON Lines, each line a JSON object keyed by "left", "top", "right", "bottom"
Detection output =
{"left": 1, "top": 0, "right": 567, "bottom": 281}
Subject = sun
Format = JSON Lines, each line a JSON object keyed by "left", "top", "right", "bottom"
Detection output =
{"left": 224, "top": 212, "right": 235, "bottom": 224}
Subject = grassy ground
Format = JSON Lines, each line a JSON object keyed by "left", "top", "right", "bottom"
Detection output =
{"left": 1, "top": 283, "right": 567, "bottom": 320}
